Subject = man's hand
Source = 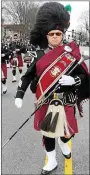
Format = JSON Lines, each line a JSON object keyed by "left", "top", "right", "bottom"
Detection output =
{"left": 15, "top": 98, "right": 22, "bottom": 108}
{"left": 58, "top": 75, "right": 76, "bottom": 86}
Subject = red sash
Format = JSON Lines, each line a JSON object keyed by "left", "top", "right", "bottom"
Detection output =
{"left": 36, "top": 44, "right": 76, "bottom": 104}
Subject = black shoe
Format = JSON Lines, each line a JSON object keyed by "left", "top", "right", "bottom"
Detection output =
{"left": 3, "top": 90, "right": 7, "bottom": 94}
{"left": 41, "top": 165, "right": 58, "bottom": 175}
{"left": 63, "top": 152, "right": 71, "bottom": 159}
{"left": 12, "top": 80, "right": 17, "bottom": 83}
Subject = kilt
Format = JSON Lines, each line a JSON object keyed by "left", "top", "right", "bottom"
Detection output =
{"left": 1, "top": 63, "right": 7, "bottom": 79}
{"left": 10, "top": 58, "right": 18, "bottom": 67}
{"left": 17, "top": 55, "right": 23, "bottom": 67}
{"left": 34, "top": 104, "right": 78, "bottom": 135}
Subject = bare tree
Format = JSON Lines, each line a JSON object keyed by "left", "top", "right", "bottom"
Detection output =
{"left": 2, "top": 0, "right": 40, "bottom": 38}
{"left": 76, "top": 9, "right": 89, "bottom": 45}
{"left": 78, "top": 10, "right": 89, "bottom": 33}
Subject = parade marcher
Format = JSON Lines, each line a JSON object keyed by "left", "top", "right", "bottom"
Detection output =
{"left": 23, "top": 43, "right": 34, "bottom": 69}
{"left": 24, "top": 44, "right": 40, "bottom": 69}
{"left": 9, "top": 41, "right": 26, "bottom": 82}
{"left": 15, "top": 2, "right": 90, "bottom": 174}
{"left": 1, "top": 44, "right": 12, "bottom": 94}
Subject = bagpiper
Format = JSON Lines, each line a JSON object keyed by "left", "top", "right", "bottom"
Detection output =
{"left": 15, "top": 2, "right": 90, "bottom": 174}
{"left": 1, "top": 43, "right": 13, "bottom": 94}
{"left": 9, "top": 41, "right": 26, "bottom": 82}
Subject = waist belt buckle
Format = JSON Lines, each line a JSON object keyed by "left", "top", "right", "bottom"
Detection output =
{"left": 57, "top": 93, "right": 64, "bottom": 99}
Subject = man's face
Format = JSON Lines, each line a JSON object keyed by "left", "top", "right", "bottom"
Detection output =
{"left": 47, "top": 29, "right": 63, "bottom": 47}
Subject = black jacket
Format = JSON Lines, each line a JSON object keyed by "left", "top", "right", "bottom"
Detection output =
{"left": 15, "top": 48, "right": 88, "bottom": 105}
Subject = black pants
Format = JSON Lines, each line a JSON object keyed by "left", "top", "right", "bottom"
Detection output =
{"left": 43, "top": 135, "right": 74, "bottom": 152}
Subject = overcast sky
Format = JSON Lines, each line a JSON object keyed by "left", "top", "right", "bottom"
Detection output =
{"left": 39, "top": 1, "right": 89, "bottom": 30}
{"left": 2, "top": 0, "right": 89, "bottom": 30}
{"left": 61, "top": 1, "right": 89, "bottom": 30}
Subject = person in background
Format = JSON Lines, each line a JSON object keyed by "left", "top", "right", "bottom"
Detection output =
{"left": 1, "top": 43, "right": 13, "bottom": 94}
{"left": 9, "top": 41, "right": 26, "bottom": 82}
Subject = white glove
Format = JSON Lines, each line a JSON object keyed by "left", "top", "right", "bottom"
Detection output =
{"left": 1, "top": 54, "right": 5, "bottom": 57}
{"left": 9, "top": 55, "right": 11, "bottom": 59}
{"left": 16, "top": 49, "right": 20, "bottom": 51}
{"left": 13, "top": 51, "right": 16, "bottom": 54}
{"left": 58, "top": 75, "right": 75, "bottom": 86}
{"left": 15, "top": 98, "right": 22, "bottom": 108}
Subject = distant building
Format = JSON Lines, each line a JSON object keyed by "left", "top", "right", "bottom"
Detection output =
{"left": 1, "top": 24, "right": 25, "bottom": 41}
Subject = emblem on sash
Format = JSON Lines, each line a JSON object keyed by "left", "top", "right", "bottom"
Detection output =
{"left": 66, "top": 53, "right": 73, "bottom": 60}
{"left": 50, "top": 66, "right": 61, "bottom": 77}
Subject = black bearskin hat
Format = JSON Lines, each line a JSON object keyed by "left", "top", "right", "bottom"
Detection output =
{"left": 30, "top": 2, "right": 70, "bottom": 48}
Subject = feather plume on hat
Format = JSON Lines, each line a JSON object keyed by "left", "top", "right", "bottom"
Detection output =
{"left": 30, "top": 2, "right": 71, "bottom": 48}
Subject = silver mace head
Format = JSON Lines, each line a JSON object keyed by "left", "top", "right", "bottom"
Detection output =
{"left": 79, "top": 50, "right": 89, "bottom": 64}
{"left": 82, "top": 50, "right": 89, "bottom": 60}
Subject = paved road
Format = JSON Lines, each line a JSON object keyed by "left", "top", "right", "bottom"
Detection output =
{"left": 2, "top": 47, "right": 89, "bottom": 175}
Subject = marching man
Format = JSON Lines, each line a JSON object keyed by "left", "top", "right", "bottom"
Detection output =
{"left": 15, "top": 2, "right": 90, "bottom": 174}
{"left": 10, "top": 42, "right": 26, "bottom": 82}
{"left": 1, "top": 44, "right": 12, "bottom": 94}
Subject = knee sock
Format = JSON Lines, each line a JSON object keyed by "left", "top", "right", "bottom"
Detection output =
{"left": 12, "top": 68, "right": 16, "bottom": 76}
{"left": 19, "top": 69, "right": 22, "bottom": 74}
{"left": 43, "top": 136, "right": 55, "bottom": 152}
{"left": 27, "top": 63, "right": 30, "bottom": 69}
{"left": 60, "top": 134, "right": 75, "bottom": 143}
{"left": 2, "top": 79, "right": 6, "bottom": 85}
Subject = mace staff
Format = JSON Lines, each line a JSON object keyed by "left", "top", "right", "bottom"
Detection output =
{"left": 2, "top": 53, "right": 89, "bottom": 149}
